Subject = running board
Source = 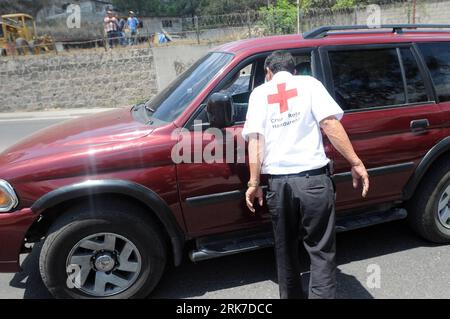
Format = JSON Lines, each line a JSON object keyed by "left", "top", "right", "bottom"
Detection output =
{"left": 189, "top": 227, "right": 274, "bottom": 262}
{"left": 189, "top": 208, "right": 408, "bottom": 262}
{"left": 335, "top": 208, "right": 407, "bottom": 232}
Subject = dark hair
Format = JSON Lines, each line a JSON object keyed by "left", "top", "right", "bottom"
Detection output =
{"left": 264, "top": 50, "right": 296, "bottom": 74}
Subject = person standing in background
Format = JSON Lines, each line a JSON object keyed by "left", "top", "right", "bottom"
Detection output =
{"left": 118, "top": 16, "right": 127, "bottom": 46}
{"left": 104, "top": 10, "right": 118, "bottom": 49}
{"left": 127, "top": 11, "right": 139, "bottom": 45}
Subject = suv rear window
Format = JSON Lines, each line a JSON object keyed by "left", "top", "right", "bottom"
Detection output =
{"left": 329, "top": 47, "right": 429, "bottom": 111}
{"left": 419, "top": 42, "right": 450, "bottom": 103}
{"left": 329, "top": 48, "right": 405, "bottom": 110}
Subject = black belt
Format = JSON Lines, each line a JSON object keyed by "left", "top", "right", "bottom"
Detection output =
{"left": 269, "top": 165, "right": 330, "bottom": 179}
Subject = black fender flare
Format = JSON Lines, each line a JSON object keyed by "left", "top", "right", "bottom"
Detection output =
{"left": 403, "top": 136, "right": 450, "bottom": 200}
{"left": 31, "top": 179, "right": 185, "bottom": 266}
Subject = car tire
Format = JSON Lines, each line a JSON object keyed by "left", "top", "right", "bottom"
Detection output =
{"left": 39, "top": 198, "right": 167, "bottom": 299}
{"left": 408, "top": 158, "right": 450, "bottom": 243}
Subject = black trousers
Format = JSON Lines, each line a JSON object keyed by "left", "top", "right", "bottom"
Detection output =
{"left": 266, "top": 172, "right": 336, "bottom": 299}
{"left": 107, "top": 31, "right": 117, "bottom": 48}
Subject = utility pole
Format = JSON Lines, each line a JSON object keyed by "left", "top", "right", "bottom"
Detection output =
{"left": 297, "top": 0, "right": 300, "bottom": 34}
{"left": 412, "top": 0, "right": 417, "bottom": 24}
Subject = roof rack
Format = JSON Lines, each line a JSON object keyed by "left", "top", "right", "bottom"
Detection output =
{"left": 303, "top": 24, "right": 450, "bottom": 39}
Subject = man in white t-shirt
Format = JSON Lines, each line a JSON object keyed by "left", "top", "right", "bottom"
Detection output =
{"left": 242, "top": 51, "right": 369, "bottom": 299}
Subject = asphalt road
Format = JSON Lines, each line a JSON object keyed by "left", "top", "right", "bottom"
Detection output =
{"left": 1, "top": 114, "right": 450, "bottom": 299}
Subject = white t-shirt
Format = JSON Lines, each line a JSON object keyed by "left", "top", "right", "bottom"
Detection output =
{"left": 242, "top": 71, "right": 344, "bottom": 175}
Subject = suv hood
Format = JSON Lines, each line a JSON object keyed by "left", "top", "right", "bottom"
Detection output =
{"left": 0, "top": 107, "right": 153, "bottom": 166}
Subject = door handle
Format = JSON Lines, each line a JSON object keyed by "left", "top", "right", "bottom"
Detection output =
{"left": 410, "top": 119, "right": 429, "bottom": 133}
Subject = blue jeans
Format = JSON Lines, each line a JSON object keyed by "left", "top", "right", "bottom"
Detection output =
{"left": 119, "top": 32, "right": 126, "bottom": 46}
{"left": 128, "top": 30, "right": 137, "bottom": 45}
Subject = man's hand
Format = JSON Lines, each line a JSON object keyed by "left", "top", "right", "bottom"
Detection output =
{"left": 246, "top": 186, "right": 264, "bottom": 213}
{"left": 351, "top": 161, "right": 369, "bottom": 198}
{"left": 320, "top": 116, "right": 369, "bottom": 198}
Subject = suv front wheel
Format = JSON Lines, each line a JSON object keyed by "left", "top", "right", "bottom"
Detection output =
{"left": 39, "top": 199, "right": 167, "bottom": 299}
{"left": 408, "top": 159, "right": 450, "bottom": 243}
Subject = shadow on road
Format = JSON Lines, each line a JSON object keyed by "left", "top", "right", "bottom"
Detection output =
{"left": 8, "top": 242, "right": 52, "bottom": 299}
{"left": 8, "top": 220, "right": 438, "bottom": 299}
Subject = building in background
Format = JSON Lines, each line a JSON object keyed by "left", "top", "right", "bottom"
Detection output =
{"left": 35, "top": 0, "right": 114, "bottom": 42}
{"left": 141, "top": 16, "right": 183, "bottom": 35}
{"left": 36, "top": 0, "right": 113, "bottom": 21}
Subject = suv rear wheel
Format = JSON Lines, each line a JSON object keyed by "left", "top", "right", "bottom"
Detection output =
{"left": 39, "top": 199, "right": 167, "bottom": 298}
{"left": 408, "top": 159, "right": 450, "bottom": 243}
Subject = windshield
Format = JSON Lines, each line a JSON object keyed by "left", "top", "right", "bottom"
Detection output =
{"left": 145, "top": 52, "right": 234, "bottom": 123}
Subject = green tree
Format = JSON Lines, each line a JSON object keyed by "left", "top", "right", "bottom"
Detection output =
{"left": 333, "top": 0, "right": 357, "bottom": 9}
{"left": 259, "top": 0, "right": 297, "bottom": 35}
{"left": 112, "top": 0, "right": 395, "bottom": 17}
{"left": 112, "top": 0, "right": 160, "bottom": 15}
{"left": 332, "top": 0, "right": 375, "bottom": 9}
{"left": 200, "top": 0, "right": 267, "bottom": 15}
{"left": 176, "top": 0, "right": 204, "bottom": 17}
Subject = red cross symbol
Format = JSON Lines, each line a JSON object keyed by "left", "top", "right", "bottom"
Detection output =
{"left": 267, "top": 83, "right": 298, "bottom": 113}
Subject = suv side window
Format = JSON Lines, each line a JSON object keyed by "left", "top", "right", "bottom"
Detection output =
{"left": 221, "top": 64, "right": 253, "bottom": 97}
{"left": 191, "top": 51, "right": 313, "bottom": 128}
{"left": 419, "top": 42, "right": 450, "bottom": 102}
{"left": 329, "top": 48, "right": 405, "bottom": 110}
{"left": 221, "top": 62, "right": 254, "bottom": 123}
{"left": 191, "top": 62, "right": 255, "bottom": 126}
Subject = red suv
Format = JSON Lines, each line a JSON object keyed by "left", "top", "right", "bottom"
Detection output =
{"left": 1, "top": 24, "right": 450, "bottom": 298}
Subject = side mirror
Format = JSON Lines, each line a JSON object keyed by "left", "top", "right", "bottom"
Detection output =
{"left": 206, "top": 92, "right": 235, "bottom": 129}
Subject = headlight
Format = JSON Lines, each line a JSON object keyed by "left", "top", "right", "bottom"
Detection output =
{"left": 0, "top": 180, "right": 18, "bottom": 212}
